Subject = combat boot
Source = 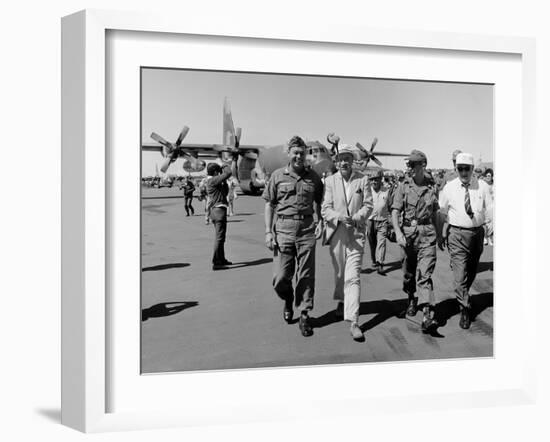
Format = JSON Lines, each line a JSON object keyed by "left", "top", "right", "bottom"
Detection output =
{"left": 459, "top": 305, "right": 471, "bottom": 329}
{"left": 406, "top": 295, "right": 417, "bottom": 317}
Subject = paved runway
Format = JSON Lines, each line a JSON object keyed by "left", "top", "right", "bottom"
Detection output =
{"left": 141, "top": 187, "right": 493, "bottom": 373}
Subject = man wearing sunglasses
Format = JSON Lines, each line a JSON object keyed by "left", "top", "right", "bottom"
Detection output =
{"left": 391, "top": 150, "right": 441, "bottom": 333}
{"left": 437, "top": 153, "right": 492, "bottom": 329}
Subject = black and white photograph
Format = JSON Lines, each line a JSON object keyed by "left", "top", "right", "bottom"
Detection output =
{"left": 140, "top": 68, "right": 494, "bottom": 374}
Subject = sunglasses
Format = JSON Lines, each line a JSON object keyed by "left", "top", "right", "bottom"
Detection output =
{"left": 457, "top": 166, "right": 472, "bottom": 172}
{"left": 407, "top": 162, "right": 421, "bottom": 168}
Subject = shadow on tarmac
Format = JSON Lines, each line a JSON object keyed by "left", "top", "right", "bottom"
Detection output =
{"left": 361, "top": 259, "right": 402, "bottom": 275}
{"left": 477, "top": 261, "right": 494, "bottom": 273}
{"left": 142, "top": 301, "right": 198, "bottom": 321}
{"left": 212, "top": 257, "right": 272, "bottom": 270}
{"left": 434, "top": 292, "right": 493, "bottom": 327}
{"left": 142, "top": 263, "right": 190, "bottom": 272}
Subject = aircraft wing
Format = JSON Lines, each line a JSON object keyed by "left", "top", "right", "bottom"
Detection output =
{"left": 142, "top": 142, "right": 264, "bottom": 154}
{"left": 371, "top": 151, "right": 409, "bottom": 157}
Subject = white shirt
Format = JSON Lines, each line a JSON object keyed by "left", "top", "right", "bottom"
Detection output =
{"left": 369, "top": 185, "right": 389, "bottom": 220}
{"left": 439, "top": 177, "right": 492, "bottom": 228}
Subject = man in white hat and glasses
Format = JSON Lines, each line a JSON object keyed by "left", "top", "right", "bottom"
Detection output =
{"left": 321, "top": 144, "right": 373, "bottom": 341}
{"left": 437, "top": 152, "right": 493, "bottom": 329}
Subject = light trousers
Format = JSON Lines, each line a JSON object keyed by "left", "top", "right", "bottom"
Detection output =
{"left": 328, "top": 224, "right": 365, "bottom": 323}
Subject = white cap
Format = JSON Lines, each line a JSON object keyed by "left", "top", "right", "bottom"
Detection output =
{"left": 455, "top": 152, "right": 474, "bottom": 166}
{"left": 336, "top": 144, "right": 358, "bottom": 160}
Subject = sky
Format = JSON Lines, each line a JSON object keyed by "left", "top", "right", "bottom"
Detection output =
{"left": 141, "top": 68, "right": 493, "bottom": 176}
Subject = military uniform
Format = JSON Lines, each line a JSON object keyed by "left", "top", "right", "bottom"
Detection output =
{"left": 392, "top": 171, "right": 439, "bottom": 310}
{"left": 263, "top": 165, "right": 323, "bottom": 314}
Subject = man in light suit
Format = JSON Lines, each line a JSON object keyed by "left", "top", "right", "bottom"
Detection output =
{"left": 321, "top": 145, "right": 373, "bottom": 341}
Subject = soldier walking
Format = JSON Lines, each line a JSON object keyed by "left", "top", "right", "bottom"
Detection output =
{"left": 263, "top": 136, "right": 324, "bottom": 337}
{"left": 391, "top": 150, "right": 441, "bottom": 333}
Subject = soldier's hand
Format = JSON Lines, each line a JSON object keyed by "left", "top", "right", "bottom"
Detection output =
{"left": 265, "top": 232, "right": 274, "bottom": 251}
{"left": 437, "top": 232, "right": 448, "bottom": 251}
{"left": 396, "top": 232, "right": 407, "bottom": 248}
{"left": 315, "top": 221, "right": 324, "bottom": 240}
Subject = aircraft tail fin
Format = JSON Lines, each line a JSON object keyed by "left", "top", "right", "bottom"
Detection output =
{"left": 222, "top": 97, "right": 236, "bottom": 146}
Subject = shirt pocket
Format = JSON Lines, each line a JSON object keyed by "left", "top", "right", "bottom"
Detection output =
{"left": 278, "top": 182, "right": 295, "bottom": 196}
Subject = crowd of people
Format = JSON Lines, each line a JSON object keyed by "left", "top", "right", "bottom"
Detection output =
{"left": 184, "top": 136, "right": 494, "bottom": 342}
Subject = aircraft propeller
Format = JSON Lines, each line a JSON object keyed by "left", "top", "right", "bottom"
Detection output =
{"left": 356, "top": 138, "right": 383, "bottom": 167}
{"left": 150, "top": 126, "right": 199, "bottom": 173}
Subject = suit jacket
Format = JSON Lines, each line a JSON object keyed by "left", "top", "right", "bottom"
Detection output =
{"left": 321, "top": 171, "right": 373, "bottom": 243}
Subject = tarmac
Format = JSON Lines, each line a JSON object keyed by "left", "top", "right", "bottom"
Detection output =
{"left": 141, "top": 186, "right": 493, "bottom": 374}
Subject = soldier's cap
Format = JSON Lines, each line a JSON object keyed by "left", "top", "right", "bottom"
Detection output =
{"left": 455, "top": 152, "right": 474, "bottom": 166}
{"left": 407, "top": 149, "right": 427, "bottom": 164}
{"left": 336, "top": 144, "right": 359, "bottom": 160}
{"left": 368, "top": 169, "right": 384, "bottom": 180}
{"left": 287, "top": 135, "right": 307, "bottom": 149}
{"left": 452, "top": 149, "right": 463, "bottom": 160}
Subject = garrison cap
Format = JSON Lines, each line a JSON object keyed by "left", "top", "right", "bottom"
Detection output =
{"left": 407, "top": 149, "right": 427, "bottom": 164}
{"left": 287, "top": 135, "right": 307, "bottom": 149}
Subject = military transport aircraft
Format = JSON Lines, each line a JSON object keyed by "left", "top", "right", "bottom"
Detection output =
{"left": 142, "top": 98, "right": 408, "bottom": 195}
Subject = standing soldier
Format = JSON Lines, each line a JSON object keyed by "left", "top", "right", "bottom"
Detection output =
{"left": 391, "top": 150, "right": 441, "bottom": 333}
{"left": 179, "top": 176, "right": 196, "bottom": 216}
{"left": 366, "top": 170, "right": 389, "bottom": 274}
{"left": 438, "top": 153, "right": 492, "bottom": 329}
{"left": 263, "top": 136, "right": 324, "bottom": 337}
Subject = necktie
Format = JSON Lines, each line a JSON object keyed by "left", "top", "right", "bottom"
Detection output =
{"left": 463, "top": 183, "right": 474, "bottom": 218}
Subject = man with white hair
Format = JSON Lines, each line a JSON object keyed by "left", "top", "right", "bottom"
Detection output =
{"left": 322, "top": 144, "right": 373, "bottom": 341}
{"left": 438, "top": 152, "right": 492, "bottom": 329}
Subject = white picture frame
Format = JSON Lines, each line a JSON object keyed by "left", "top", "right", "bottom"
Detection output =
{"left": 61, "top": 9, "right": 537, "bottom": 433}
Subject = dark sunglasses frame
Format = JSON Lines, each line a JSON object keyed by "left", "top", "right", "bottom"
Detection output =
{"left": 457, "top": 166, "right": 473, "bottom": 172}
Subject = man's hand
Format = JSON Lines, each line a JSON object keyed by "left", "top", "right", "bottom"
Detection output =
{"left": 339, "top": 214, "right": 353, "bottom": 228}
{"left": 396, "top": 232, "right": 407, "bottom": 248}
{"left": 265, "top": 232, "right": 275, "bottom": 251}
{"left": 437, "top": 225, "right": 450, "bottom": 251}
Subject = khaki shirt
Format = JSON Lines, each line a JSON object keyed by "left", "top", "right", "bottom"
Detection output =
{"left": 392, "top": 176, "right": 439, "bottom": 224}
{"left": 262, "top": 166, "right": 323, "bottom": 216}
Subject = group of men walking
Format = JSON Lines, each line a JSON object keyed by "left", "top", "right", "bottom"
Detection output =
{"left": 263, "top": 136, "right": 493, "bottom": 341}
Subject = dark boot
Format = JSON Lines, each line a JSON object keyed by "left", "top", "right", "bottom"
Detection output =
{"left": 459, "top": 305, "right": 471, "bottom": 329}
{"left": 406, "top": 295, "right": 417, "bottom": 317}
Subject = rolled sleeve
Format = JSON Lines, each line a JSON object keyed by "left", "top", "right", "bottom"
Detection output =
{"left": 391, "top": 183, "right": 405, "bottom": 212}
{"left": 262, "top": 174, "right": 278, "bottom": 206}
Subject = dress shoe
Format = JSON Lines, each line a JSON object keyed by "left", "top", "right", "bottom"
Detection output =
{"left": 350, "top": 322, "right": 365, "bottom": 341}
{"left": 283, "top": 301, "right": 293, "bottom": 323}
{"left": 421, "top": 307, "right": 439, "bottom": 333}
{"left": 459, "top": 305, "right": 471, "bottom": 329}
{"left": 334, "top": 302, "right": 344, "bottom": 319}
{"left": 212, "top": 263, "right": 227, "bottom": 270}
{"left": 221, "top": 260, "right": 233, "bottom": 265}
{"left": 299, "top": 313, "right": 313, "bottom": 337}
{"left": 406, "top": 297, "right": 417, "bottom": 317}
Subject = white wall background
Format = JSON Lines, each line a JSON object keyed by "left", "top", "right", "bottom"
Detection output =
{"left": 0, "top": 1, "right": 547, "bottom": 440}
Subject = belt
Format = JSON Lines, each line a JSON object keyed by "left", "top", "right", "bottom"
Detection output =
{"left": 403, "top": 219, "right": 431, "bottom": 227}
{"left": 278, "top": 214, "right": 313, "bottom": 220}
{"left": 450, "top": 225, "right": 483, "bottom": 231}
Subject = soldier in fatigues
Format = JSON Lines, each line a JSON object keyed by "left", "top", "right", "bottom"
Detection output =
{"left": 391, "top": 150, "right": 441, "bottom": 333}
{"left": 263, "top": 136, "right": 324, "bottom": 337}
